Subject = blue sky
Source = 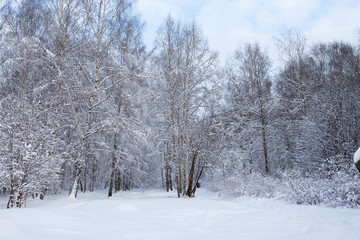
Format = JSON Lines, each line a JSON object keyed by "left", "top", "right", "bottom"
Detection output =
{"left": 136, "top": 0, "right": 360, "bottom": 65}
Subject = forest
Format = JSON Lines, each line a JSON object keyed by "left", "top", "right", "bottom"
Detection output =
{"left": 0, "top": 0, "right": 359, "bottom": 209}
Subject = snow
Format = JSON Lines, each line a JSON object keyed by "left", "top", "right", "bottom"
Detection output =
{"left": 0, "top": 190, "right": 359, "bottom": 240}
{"left": 354, "top": 147, "right": 360, "bottom": 163}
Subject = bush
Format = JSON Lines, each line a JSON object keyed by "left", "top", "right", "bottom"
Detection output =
{"left": 211, "top": 166, "right": 360, "bottom": 208}
{"left": 220, "top": 173, "right": 279, "bottom": 199}
{"left": 280, "top": 169, "right": 360, "bottom": 208}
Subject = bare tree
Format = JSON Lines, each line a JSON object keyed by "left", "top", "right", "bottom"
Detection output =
{"left": 227, "top": 43, "right": 272, "bottom": 174}
{"left": 0, "top": 3, "right": 62, "bottom": 206}
{"left": 153, "top": 16, "right": 219, "bottom": 197}
{"left": 275, "top": 29, "right": 308, "bottom": 115}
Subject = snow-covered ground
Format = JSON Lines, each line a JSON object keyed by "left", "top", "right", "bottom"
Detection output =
{"left": 0, "top": 189, "right": 359, "bottom": 240}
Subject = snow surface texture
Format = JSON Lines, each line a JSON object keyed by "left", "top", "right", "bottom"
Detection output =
{"left": 354, "top": 147, "right": 360, "bottom": 163}
{"left": 1, "top": 190, "right": 359, "bottom": 240}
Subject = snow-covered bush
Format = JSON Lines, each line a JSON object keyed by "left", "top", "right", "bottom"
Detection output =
{"left": 280, "top": 168, "right": 360, "bottom": 208}
{"left": 280, "top": 170, "right": 322, "bottom": 205}
{"left": 0, "top": 97, "right": 63, "bottom": 208}
{"left": 218, "top": 173, "right": 280, "bottom": 199}
{"left": 208, "top": 155, "right": 360, "bottom": 208}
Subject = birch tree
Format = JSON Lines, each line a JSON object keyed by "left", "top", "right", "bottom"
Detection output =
{"left": 0, "top": 6, "right": 62, "bottom": 206}
{"left": 106, "top": 2, "right": 147, "bottom": 196}
{"left": 153, "top": 16, "right": 219, "bottom": 197}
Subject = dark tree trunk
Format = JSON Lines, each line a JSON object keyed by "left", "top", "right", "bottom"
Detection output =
{"left": 108, "top": 134, "right": 118, "bottom": 197}
{"left": 16, "top": 191, "right": 23, "bottom": 208}
{"left": 169, "top": 167, "right": 173, "bottom": 191}
{"left": 165, "top": 165, "right": 170, "bottom": 192}
{"left": 83, "top": 165, "right": 87, "bottom": 193}
{"left": 186, "top": 150, "right": 198, "bottom": 197}
{"left": 262, "top": 122, "right": 269, "bottom": 174}
{"left": 40, "top": 188, "right": 46, "bottom": 200}
{"left": 72, "top": 159, "right": 82, "bottom": 198}
{"left": 89, "top": 157, "right": 96, "bottom": 192}
{"left": 186, "top": 161, "right": 195, "bottom": 197}
{"left": 191, "top": 166, "right": 205, "bottom": 197}
{"left": 115, "top": 169, "right": 121, "bottom": 192}
{"left": 165, "top": 160, "right": 172, "bottom": 192}
{"left": 7, "top": 188, "right": 14, "bottom": 209}
{"left": 355, "top": 161, "right": 360, "bottom": 173}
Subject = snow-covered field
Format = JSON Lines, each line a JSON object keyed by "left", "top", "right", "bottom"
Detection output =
{"left": 0, "top": 189, "right": 359, "bottom": 240}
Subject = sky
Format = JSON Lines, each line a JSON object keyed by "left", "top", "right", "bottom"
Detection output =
{"left": 136, "top": 0, "right": 360, "bottom": 66}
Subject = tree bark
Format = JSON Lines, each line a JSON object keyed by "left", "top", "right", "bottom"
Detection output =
{"left": 108, "top": 133, "right": 117, "bottom": 197}
{"left": 261, "top": 118, "right": 269, "bottom": 174}
{"left": 186, "top": 150, "right": 198, "bottom": 197}
{"left": 355, "top": 161, "right": 360, "bottom": 173}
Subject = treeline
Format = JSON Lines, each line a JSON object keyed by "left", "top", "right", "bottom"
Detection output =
{"left": 0, "top": 0, "right": 359, "bottom": 208}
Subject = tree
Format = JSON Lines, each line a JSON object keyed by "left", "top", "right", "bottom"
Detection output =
{"left": 274, "top": 29, "right": 319, "bottom": 172}
{"left": 0, "top": 26, "right": 62, "bottom": 207}
{"left": 310, "top": 42, "right": 360, "bottom": 171}
{"left": 226, "top": 43, "right": 273, "bottom": 174}
{"left": 106, "top": 1, "right": 148, "bottom": 196}
{"left": 43, "top": 0, "right": 146, "bottom": 198}
{"left": 275, "top": 29, "right": 309, "bottom": 115}
{"left": 0, "top": 96, "right": 62, "bottom": 208}
{"left": 152, "top": 16, "right": 219, "bottom": 197}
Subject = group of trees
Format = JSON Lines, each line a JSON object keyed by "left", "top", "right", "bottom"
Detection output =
{"left": 0, "top": 0, "right": 149, "bottom": 208}
{"left": 0, "top": 0, "right": 359, "bottom": 208}
{"left": 152, "top": 17, "right": 220, "bottom": 198}
{"left": 210, "top": 31, "right": 360, "bottom": 206}
{"left": 220, "top": 31, "right": 360, "bottom": 177}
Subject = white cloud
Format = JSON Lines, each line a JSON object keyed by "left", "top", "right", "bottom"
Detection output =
{"left": 306, "top": 0, "right": 360, "bottom": 44}
{"left": 136, "top": 0, "right": 360, "bottom": 64}
{"left": 135, "top": 0, "right": 206, "bottom": 49}
{"left": 136, "top": 0, "right": 183, "bottom": 49}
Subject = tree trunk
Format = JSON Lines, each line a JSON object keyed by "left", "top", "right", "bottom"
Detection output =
{"left": 89, "top": 156, "right": 96, "bottom": 192}
{"left": 191, "top": 164, "right": 205, "bottom": 197}
{"left": 259, "top": 93, "right": 269, "bottom": 174}
{"left": 261, "top": 118, "right": 269, "bottom": 174}
{"left": 355, "top": 161, "right": 360, "bottom": 173}
{"left": 186, "top": 150, "right": 198, "bottom": 197}
{"left": 115, "top": 169, "right": 121, "bottom": 192}
{"left": 7, "top": 185, "right": 14, "bottom": 209}
{"left": 40, "top": 188, "right": 46, "bottom": 200}
{"left": 165, "top": 161, "right": 170, "bottom": 192}
{"left": 108, "top": 134, "right": 117, "bottom": 197}
{"left": 16, "top": 189, "right": 23, "bottom": 208}
{"left": 70, "top": 154, "right": 83, "bottom": 198}
{"left": 108, "top": 168, "right": 114, "bottom": 197}
{"left": 83, "top": 164, "right": 87, "bottom": 193}
{"left": 249, "top": 147, "right": 253, "bottom": 174}
{"left": 164, "top": 145, "right": 172, "bottom": 192}
{"left": 169, "top": 167, "right": 173, "bottom": 191}
{"left": 68, "top": 163, "right": 74, "bottom": 195}
{"left": 173, "top": 133, "right": 181, "bottom": 198}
